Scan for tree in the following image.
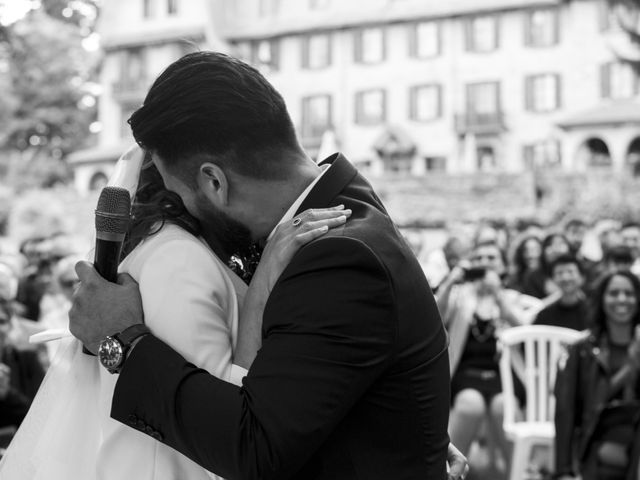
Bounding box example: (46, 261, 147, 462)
(0, 0, 99, 188)
(606, 0, 640, 68)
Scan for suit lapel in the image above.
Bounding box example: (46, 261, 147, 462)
(296, 153, 358, 215)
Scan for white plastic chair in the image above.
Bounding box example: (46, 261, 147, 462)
(497, 325, 585, 480)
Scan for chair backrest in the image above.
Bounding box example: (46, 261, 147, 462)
(498, 325, 585, 432)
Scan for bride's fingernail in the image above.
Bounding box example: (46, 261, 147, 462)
(344, 209, 352, 216)
(338, 215, 347, 222)
(333, 204, 345, 209)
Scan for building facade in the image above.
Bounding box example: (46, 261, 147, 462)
(69, 0, 640, 192)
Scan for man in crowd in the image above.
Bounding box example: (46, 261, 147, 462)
(534, 254, 588, 331)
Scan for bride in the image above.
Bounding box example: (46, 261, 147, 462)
(0, 146, 350, 480)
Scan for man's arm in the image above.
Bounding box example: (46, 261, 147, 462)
(111, 236, 397, 480)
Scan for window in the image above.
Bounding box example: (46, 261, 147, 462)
(525, 74, 561, 112)
(409, 21, 440, 58)
(309, 0, 330, 9)
(167, 0, 177, 15)
(354, 27, 385, 64)
(259, 0, 280, 17)
(523, 140, 561, 169)
(525, 8, 558, 47)
(355, 89, 386, 125)
(465, 15, 499, 52)
(143, 0, 153, 18)
(467, 82, 500, 116)
(302, 33, 331, 69)
(425, 156, 447, 171)
(121, 49, 146, 84)
(301, 95, 332, 139)
(251, 39, 280, 72)
(601, 62, 637, 99)
(409, 85, 442, 121)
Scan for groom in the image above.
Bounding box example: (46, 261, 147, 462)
(70, 52, 460, 480)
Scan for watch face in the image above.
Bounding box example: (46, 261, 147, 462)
(98, 336, 124, 371)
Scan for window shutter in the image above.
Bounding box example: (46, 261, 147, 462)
(555, 74, 562, 109)
(465, 19, 473, 51)
(302, 36, 309, 69)
(525, 76, 533, 111)
(326, 33, 333, 68)
(601, 63, 611, 98)
(494, 15, 500, 50)
(553, 8, 560, 45)
(436, 21, 442, 56)
(271, 39, 280, 71)
(409, 86, 416, 120)
(409, 24, 417, 58)
(436, 84, 443, 118)
(598, 0, 610, 31)
(524, 11, 532, 46)
(354, 30, 363, 63)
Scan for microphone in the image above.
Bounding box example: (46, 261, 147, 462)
(94, 186, 131, 282)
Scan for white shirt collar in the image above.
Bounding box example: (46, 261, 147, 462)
(267, 164, 331, 242)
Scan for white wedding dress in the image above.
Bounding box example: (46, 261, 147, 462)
(0, 223, 247, 480)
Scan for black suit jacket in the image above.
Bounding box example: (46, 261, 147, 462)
(112, 154, 450, 480)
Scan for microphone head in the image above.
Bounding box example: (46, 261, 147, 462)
(95, 186, 131, 235)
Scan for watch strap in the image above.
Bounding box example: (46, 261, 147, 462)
(115, 324, 151, 348)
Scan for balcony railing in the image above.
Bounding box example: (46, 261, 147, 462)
(454, 112, 506, 134)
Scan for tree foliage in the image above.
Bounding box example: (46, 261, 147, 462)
(0, 0, 99, 187)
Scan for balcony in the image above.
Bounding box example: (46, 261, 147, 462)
(454, 112, 506, 135)
(111, 77, 149, 104)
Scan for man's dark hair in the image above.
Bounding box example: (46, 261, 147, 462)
(604, 245, 634, 264)
(129, 51, 300, 186)
(622, 222, 640, 231)
(549, 253, 583, 276)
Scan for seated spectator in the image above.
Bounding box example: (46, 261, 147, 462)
(0, 299, 45, 431)
(564, 218, 588, 257)
(506, 234, 542, 293)
(421, 232, 472, 292)
(522, 232, 570, 301)
(534, 254, 589, 331)
(586, 246, 635, 298)
(555, 271, 640, 480)
(621, 222, 640, 277)
(437, 241, 541, 472)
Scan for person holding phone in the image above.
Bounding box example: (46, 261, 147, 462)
(436, 240, 542, 472)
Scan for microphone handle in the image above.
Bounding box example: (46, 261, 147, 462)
(94, 239, 123, 283)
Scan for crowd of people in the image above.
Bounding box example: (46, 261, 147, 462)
(0, 232, 84, 450)
(416, 217, 640, 480)
(0, 215, 638, 479)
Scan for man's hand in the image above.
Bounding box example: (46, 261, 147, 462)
(0, 363, 11, 400)
(69, 261, 144, 354)
(447, 442, 469, 480)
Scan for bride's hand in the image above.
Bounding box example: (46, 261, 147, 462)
(254, 205, 352, 292)
(234, 205, 351, 370)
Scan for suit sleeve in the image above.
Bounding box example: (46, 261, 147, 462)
(111, 236, 396, 480)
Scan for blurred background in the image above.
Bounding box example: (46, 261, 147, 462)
(0, 0, 640, 478)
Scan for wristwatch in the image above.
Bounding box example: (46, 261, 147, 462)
(98, 324, 151, 374)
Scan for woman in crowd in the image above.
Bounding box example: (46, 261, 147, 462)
(522, 232, 570, 301)
(555, 271, 640, 480)
(437, 240, 541, 472)
(506, 234, 542, 293)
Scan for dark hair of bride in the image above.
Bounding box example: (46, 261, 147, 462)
(121, 153, 201, 259)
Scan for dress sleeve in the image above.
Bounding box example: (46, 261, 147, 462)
(136, 238, 237, 383)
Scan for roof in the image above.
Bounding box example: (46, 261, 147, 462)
(101, 25, 206, 51)
(556, 100, 640, 129)
(222, 0, 561, 40)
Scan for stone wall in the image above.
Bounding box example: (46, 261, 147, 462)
(368, 170, 640, 227)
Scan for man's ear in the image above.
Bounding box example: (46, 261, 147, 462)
(197, 162, 228, 206)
